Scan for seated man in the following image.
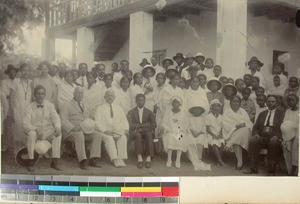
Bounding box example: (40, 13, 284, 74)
(244, 95, 285, 175)
(127, 94, 157, 169)
(23, 85, 62, 172)
(95, 89, 128, 168)
(60, 86, 102, 170)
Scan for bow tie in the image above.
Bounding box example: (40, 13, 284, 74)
(37, 104, 44, 108)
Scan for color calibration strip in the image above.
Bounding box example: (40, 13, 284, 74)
(0, 175, 179, 203)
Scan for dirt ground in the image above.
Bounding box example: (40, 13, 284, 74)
(1, 146, 289, 177)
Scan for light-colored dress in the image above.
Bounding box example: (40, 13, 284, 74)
(156, 84, 184, 118)
(162, 110, 188, 152)
(57, 80, 75, 111)
(129, 84, 144, 108)
(185, 88, 209, 114)
(241, 98, 256, 121)
(83, 82, 103, 119)
(222, 107, 253, 150)
(11, 78, 32, 152)
(205, 113, 225, 147)
(153, 84, 166, 138)
(188, 114, 208, 147)
(116, 88, 132, 114)
(143, 77, 156, 111)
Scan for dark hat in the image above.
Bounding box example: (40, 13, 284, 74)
(173, 53, 184, 61)
(15, 147, 39, 168)
(207, 78, 222, 91)
(189, 106, 205, 117)
(142, 65, 156, 77)
(222, 84, 238, 97)
(4, 64, 19, 75)
(162, 57, 174, 66)
(139, 58, 150, 67)
(186, 66, 198, 72)
(248, 56, 264, 67)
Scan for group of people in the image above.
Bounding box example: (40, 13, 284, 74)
(1, 53, 299, 176)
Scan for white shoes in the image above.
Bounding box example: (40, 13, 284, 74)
(166, 160, 172, 167)
(113, 159, 126, 168)
(175, 162, 181, 169)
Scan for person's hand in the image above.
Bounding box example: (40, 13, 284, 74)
(236, 123, 245, 129)
(72, 125, 81, 132)
(271, 136, 279, 142)
(36, 128, 43, 137)
(54, 127, 61, 137)
(104, 131, 114, 136)
(124, 130, 129, 136)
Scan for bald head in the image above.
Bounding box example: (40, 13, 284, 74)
(104, 89, 115, 104)
(73, 86, 84, 102)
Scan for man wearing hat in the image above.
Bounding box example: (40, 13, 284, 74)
(23, 85, 62, 172)
(60, 86, 102, 170)
(244, 95, 285, 175)
(173, 53, 184, 71)
(194, 53, 206, 71)
(245, 56, 265, 88)
(139, 58, 150, 69)
(150, 56, 164, 76)
(95, 89, 129, 168)
(180, 53, 195, 79)
(127, 94, 157, 169)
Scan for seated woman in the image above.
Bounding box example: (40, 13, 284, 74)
(222, 95, 253, 170)
(163, 96, 188, 168)
(280, 94, 299, 176)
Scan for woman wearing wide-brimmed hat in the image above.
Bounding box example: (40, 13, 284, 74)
(245, 56, 265, 88)
(161, 57, 174, 71)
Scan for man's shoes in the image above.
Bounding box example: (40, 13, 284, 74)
(51, 158, 62, 171)
(137, 161, 143, 169)
(145, 161, 151, 169)
(89, 157, 102, 168)
(113, 159, 121, 168)
(243, 169, 258, 174)
(79, 159, 90, 170)
(119, 159, 126, 167)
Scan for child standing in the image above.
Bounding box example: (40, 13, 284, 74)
(206, 99, 226, 166)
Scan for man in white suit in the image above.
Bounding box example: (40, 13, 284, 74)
(23, 85, 62, 172)
(60, 86, 102, 170)
(95, 89, 128, 167)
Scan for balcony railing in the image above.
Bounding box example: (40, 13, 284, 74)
(47, 0, 140, 28)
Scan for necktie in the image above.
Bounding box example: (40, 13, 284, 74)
(110, 104, 114, 118)
(37, 104, 43, 108)
(266, 110, 272, 126)
(78, 102, 84, 113)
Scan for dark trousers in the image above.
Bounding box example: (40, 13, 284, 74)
(134, 131, 154, 157)
(248, 136, 282, 173)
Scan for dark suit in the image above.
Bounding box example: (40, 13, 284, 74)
(127, 107, 157, 157)
(249, 108, 285, 173)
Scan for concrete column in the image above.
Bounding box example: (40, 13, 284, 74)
(129, 11, 153, 73)
(216, 0, 247, 80)
(42, 37, 55, 61)
(76, 27, 94, 69)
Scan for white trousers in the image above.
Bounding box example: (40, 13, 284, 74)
(27, 130, 61, 159)
(100, 133, 128, 160)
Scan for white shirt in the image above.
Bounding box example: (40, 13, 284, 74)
(264, 109, 275, 126)
(76, 76, 87, 87)
(138, 107, 144, 124)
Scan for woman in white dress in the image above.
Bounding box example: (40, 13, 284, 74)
(222, 95, 253, 170)
(10, 63, 32, 153)
(32, 61, 56, 104)
(142, 65, 157, 111)
(116, 77, 132, 114)
(156, 74, 184, 119)
(57, 70, 76, 112)
(83, 71, 103, 119)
